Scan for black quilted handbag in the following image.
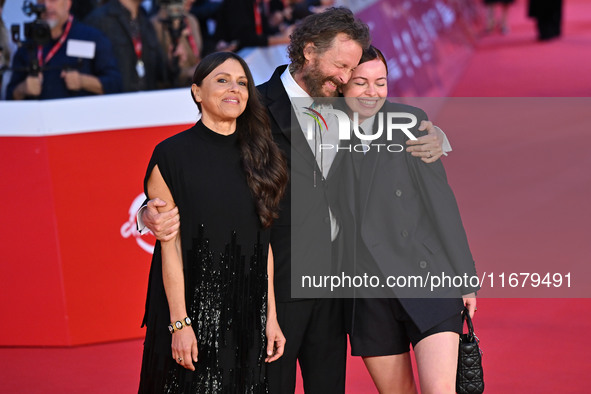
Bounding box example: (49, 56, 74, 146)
(456, 307, 484, 394)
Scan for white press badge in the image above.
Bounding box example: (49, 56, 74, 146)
(66, 39, 96, 59)
(136, 60, 145, 78)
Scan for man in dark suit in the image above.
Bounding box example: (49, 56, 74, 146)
(85, 0, 168, 92)
(254, 8, 370, 392)
(138, 7, 448, 393)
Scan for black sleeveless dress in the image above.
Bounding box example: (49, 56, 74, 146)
(138, 121, 269, 393)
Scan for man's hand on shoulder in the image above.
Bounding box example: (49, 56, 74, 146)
(406, 120, 445, 163)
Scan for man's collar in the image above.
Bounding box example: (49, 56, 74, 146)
(360, 116, 375, 133)
(280, 66, 313, 107)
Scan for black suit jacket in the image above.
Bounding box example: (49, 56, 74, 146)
(85, 0, 166, 92)
(257, 66, 352, 302)
(215, 0, 284, 50)
(348, 101, 478, 332)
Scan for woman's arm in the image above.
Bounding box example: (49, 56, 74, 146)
(265, 244, 285, 362)
(462, 293, 477, 318)
(147, 164, 198, 370)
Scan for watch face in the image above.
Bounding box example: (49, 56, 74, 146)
(184, 317, 192, 325)
(175, 321, 183, 329)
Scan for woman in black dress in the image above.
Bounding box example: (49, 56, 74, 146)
(138, 52, 288, 393)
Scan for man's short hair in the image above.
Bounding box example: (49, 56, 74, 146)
(288, 7, 371, 73)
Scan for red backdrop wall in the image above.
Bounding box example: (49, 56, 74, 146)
(0, 91, 196, 346)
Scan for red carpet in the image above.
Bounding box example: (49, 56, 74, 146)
(1, 300, 590, 393)
(2, 0, 590, 392)
(452, 0, 591, 97)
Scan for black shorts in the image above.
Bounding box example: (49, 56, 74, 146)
(350, 298, 462, 357)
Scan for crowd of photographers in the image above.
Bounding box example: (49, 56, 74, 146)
(0, 0, 333, 100)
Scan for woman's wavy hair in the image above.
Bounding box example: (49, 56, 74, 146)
(288, 7, 371, 73)
(191, 52, 288, 228)
(359, 45, 388, 74)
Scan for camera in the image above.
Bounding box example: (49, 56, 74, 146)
(15, 1, 52, 46)
(10, 1, 52, 74)
(157, 0, 187, 76)
(158, 0, 184, 19)
(159, 0, 185, 20)
(158, 0, 186, 42)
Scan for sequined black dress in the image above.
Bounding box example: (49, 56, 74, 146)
(138, 121, 269, 393)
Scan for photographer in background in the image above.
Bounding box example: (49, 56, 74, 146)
(0, 0, 12, 91)
(70, 0, 98, 21)
(151, 0, 202, 87)
(7, 0, 122, 100)
(85, 0, 168, 92)
(214, 0, 293, 53)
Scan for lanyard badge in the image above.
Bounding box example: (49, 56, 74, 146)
(132, 34, 145, 78)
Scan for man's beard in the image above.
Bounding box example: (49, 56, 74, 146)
(47, 19, 59, 30)
(301, 61, 341, 104)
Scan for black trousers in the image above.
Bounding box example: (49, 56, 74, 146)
(267, 298, 347, 394)
(529, 0, 562, 40)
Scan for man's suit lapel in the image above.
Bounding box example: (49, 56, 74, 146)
(264, 66, 318, 167)
(265, 68, 292, 140)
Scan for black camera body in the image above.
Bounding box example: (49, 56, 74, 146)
(159, 0, 185, 20)
(158, 0, 186, 51)
(19, 1, 52, 46)
(24, 19, 52, 46)
(10, 1, 52, 74)
(157, 0, 187, 85)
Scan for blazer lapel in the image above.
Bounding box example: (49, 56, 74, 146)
(349, 133, 364, 181)
(358, 118, 383, 219)
(327, 144, 349, 180)
(264, 66, 319, 168)
(265, 68, 292, 140)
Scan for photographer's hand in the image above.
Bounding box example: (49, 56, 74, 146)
(61, 70, 104, 94)
(61, 69, 82, 91)
(26, 74, 43, 96)
(12, 74, 43, 99)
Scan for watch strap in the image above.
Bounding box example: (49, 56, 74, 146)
(168, 316, 192, 334)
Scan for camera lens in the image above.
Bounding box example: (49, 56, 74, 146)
(24, 20, 51, 46)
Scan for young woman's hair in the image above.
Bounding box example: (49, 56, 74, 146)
(359, 45, 388, 74)
(191, 52, 288, 228)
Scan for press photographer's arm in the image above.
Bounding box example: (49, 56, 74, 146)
(60, 68, 103, 93)
(11, 69, 104, 99)
(11, 73, 43, 99)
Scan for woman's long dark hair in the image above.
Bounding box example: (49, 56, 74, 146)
(191, 52, 288, 228)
